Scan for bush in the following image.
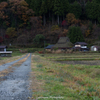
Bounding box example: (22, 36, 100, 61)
(68, 26, 84, 43)
(33, 34, 45, 48)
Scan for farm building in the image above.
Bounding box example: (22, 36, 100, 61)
(45, 45, 54, 49)
(0, 46, 7, 51)
(73, 42, 89, 51)
(0, 46, 12, 57)
(45, 45, 54, 52)
(52, 37, 73, 50)
(91, 46, 100, 51)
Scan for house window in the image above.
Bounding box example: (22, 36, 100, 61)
(75, 45, 81, 47)
(81, 46, 87, 48)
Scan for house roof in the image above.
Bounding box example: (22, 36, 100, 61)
(0, 46, 7, 49)
(45, 45, 54, 49)
(53, 37, 73, 49)
(58, 37, 70, 43)
(75, 42, 87, 45)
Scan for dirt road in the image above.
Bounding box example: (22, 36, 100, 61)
(0, 53, 32, 100)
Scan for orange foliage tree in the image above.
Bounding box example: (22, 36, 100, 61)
(9, 0, 34, 27)
(66, 13, 76, 25)
(0, 2, 8, 19)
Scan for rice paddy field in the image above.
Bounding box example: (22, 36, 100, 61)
(31, 52, 100, 100)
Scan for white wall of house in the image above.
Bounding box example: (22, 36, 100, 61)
(4, 48, 6, 52)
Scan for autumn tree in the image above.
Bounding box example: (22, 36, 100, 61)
(29, 16, 42, 40)
(66, 13, 76, 25)
(8, 0, 34, 28)
(6, 27, 17, 38)
(0, 36, 3, 43)
(0, 2, 9, 28)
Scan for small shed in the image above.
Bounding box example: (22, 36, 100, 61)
(45, 45, 54, 49)
(0, 46, 7, 52)
(91, 46, 100, 51)
(53, 37, 73, 50)
(0, 45, 12, 57)
(45, 45, 54, 52)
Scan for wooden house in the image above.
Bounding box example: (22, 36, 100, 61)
(73, 42, 89, 51)
(52, 37, 73, 53)
(53, 37, 73, 50)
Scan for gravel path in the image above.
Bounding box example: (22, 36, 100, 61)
(0, 54, 28, 71)
(0, 53, 32, 100)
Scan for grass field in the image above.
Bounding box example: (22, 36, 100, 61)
(31, 52, 100, 100)
(42, 52, 100, 61)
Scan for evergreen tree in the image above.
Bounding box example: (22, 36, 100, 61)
(53, 0, 64, 24)
(62, 0, 69, 18)
(68, 0, 75, 3)
(68, 1, 82, 19)
(68, 26, 84, 43)
(39, 0, 48, 26)
(85, 0, 100, 23)
(32, 0, 42, 16)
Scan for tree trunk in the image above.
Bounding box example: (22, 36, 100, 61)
(63, 15, 65, 21)
(52, 14, 54, 25)
(49, 11, 51, 29)
(43, 14, 46, 26)
(57, 15, 59, 25)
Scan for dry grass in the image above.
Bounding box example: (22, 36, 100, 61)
(30, 57, 45, 100)
(0, 66, 13, 77)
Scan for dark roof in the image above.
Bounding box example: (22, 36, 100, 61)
(0, 46, 7, 49)
(75, 42, 87, 45)
(45, 45, 54, 49)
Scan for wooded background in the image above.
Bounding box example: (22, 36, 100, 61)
(0, 0, 100, 47)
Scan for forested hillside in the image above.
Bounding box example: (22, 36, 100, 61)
(0, 0, 100, 47)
